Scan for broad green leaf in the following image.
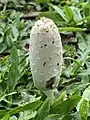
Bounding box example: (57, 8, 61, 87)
(1, 100, 42, 120)
(79, 99, 89, 120)
(10, 45, 19, 66)
(51, 5, 68, 22)
(82, 86, 90, 101)
(64, 6, 73, 21)
(77, 86, 90, 117)
(34, 98, 50, 120)
(8, 45, 20, 91)
(76, 32, 88, 52)
(50, 95, 81, 116)
(52, 91, 66, 108)
(8, 100, 42, 115)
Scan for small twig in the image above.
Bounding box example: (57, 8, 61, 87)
(21, 12, 40, 20)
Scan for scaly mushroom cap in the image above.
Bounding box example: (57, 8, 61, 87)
(29, 17, 63, 91)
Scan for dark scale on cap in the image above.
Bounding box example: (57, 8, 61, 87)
(50, 25, 53, 28)
(52, 27, 55, 31)
(44, 44, 47, 47)
(50, 57, 52, 59)
(46, 30, 49, 32)
(52, 41, 55, 44)
(57, 63, 59, 66)
(43, 62, 46, 66)
(41, 46, 43, 48)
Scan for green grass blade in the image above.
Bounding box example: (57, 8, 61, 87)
(59, 27, 86, 32)
(34, 98, 50, 120)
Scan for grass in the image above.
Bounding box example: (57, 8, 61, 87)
(0, 0, 90, 120)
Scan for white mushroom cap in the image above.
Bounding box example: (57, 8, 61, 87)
(29, 17, 63, 90)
